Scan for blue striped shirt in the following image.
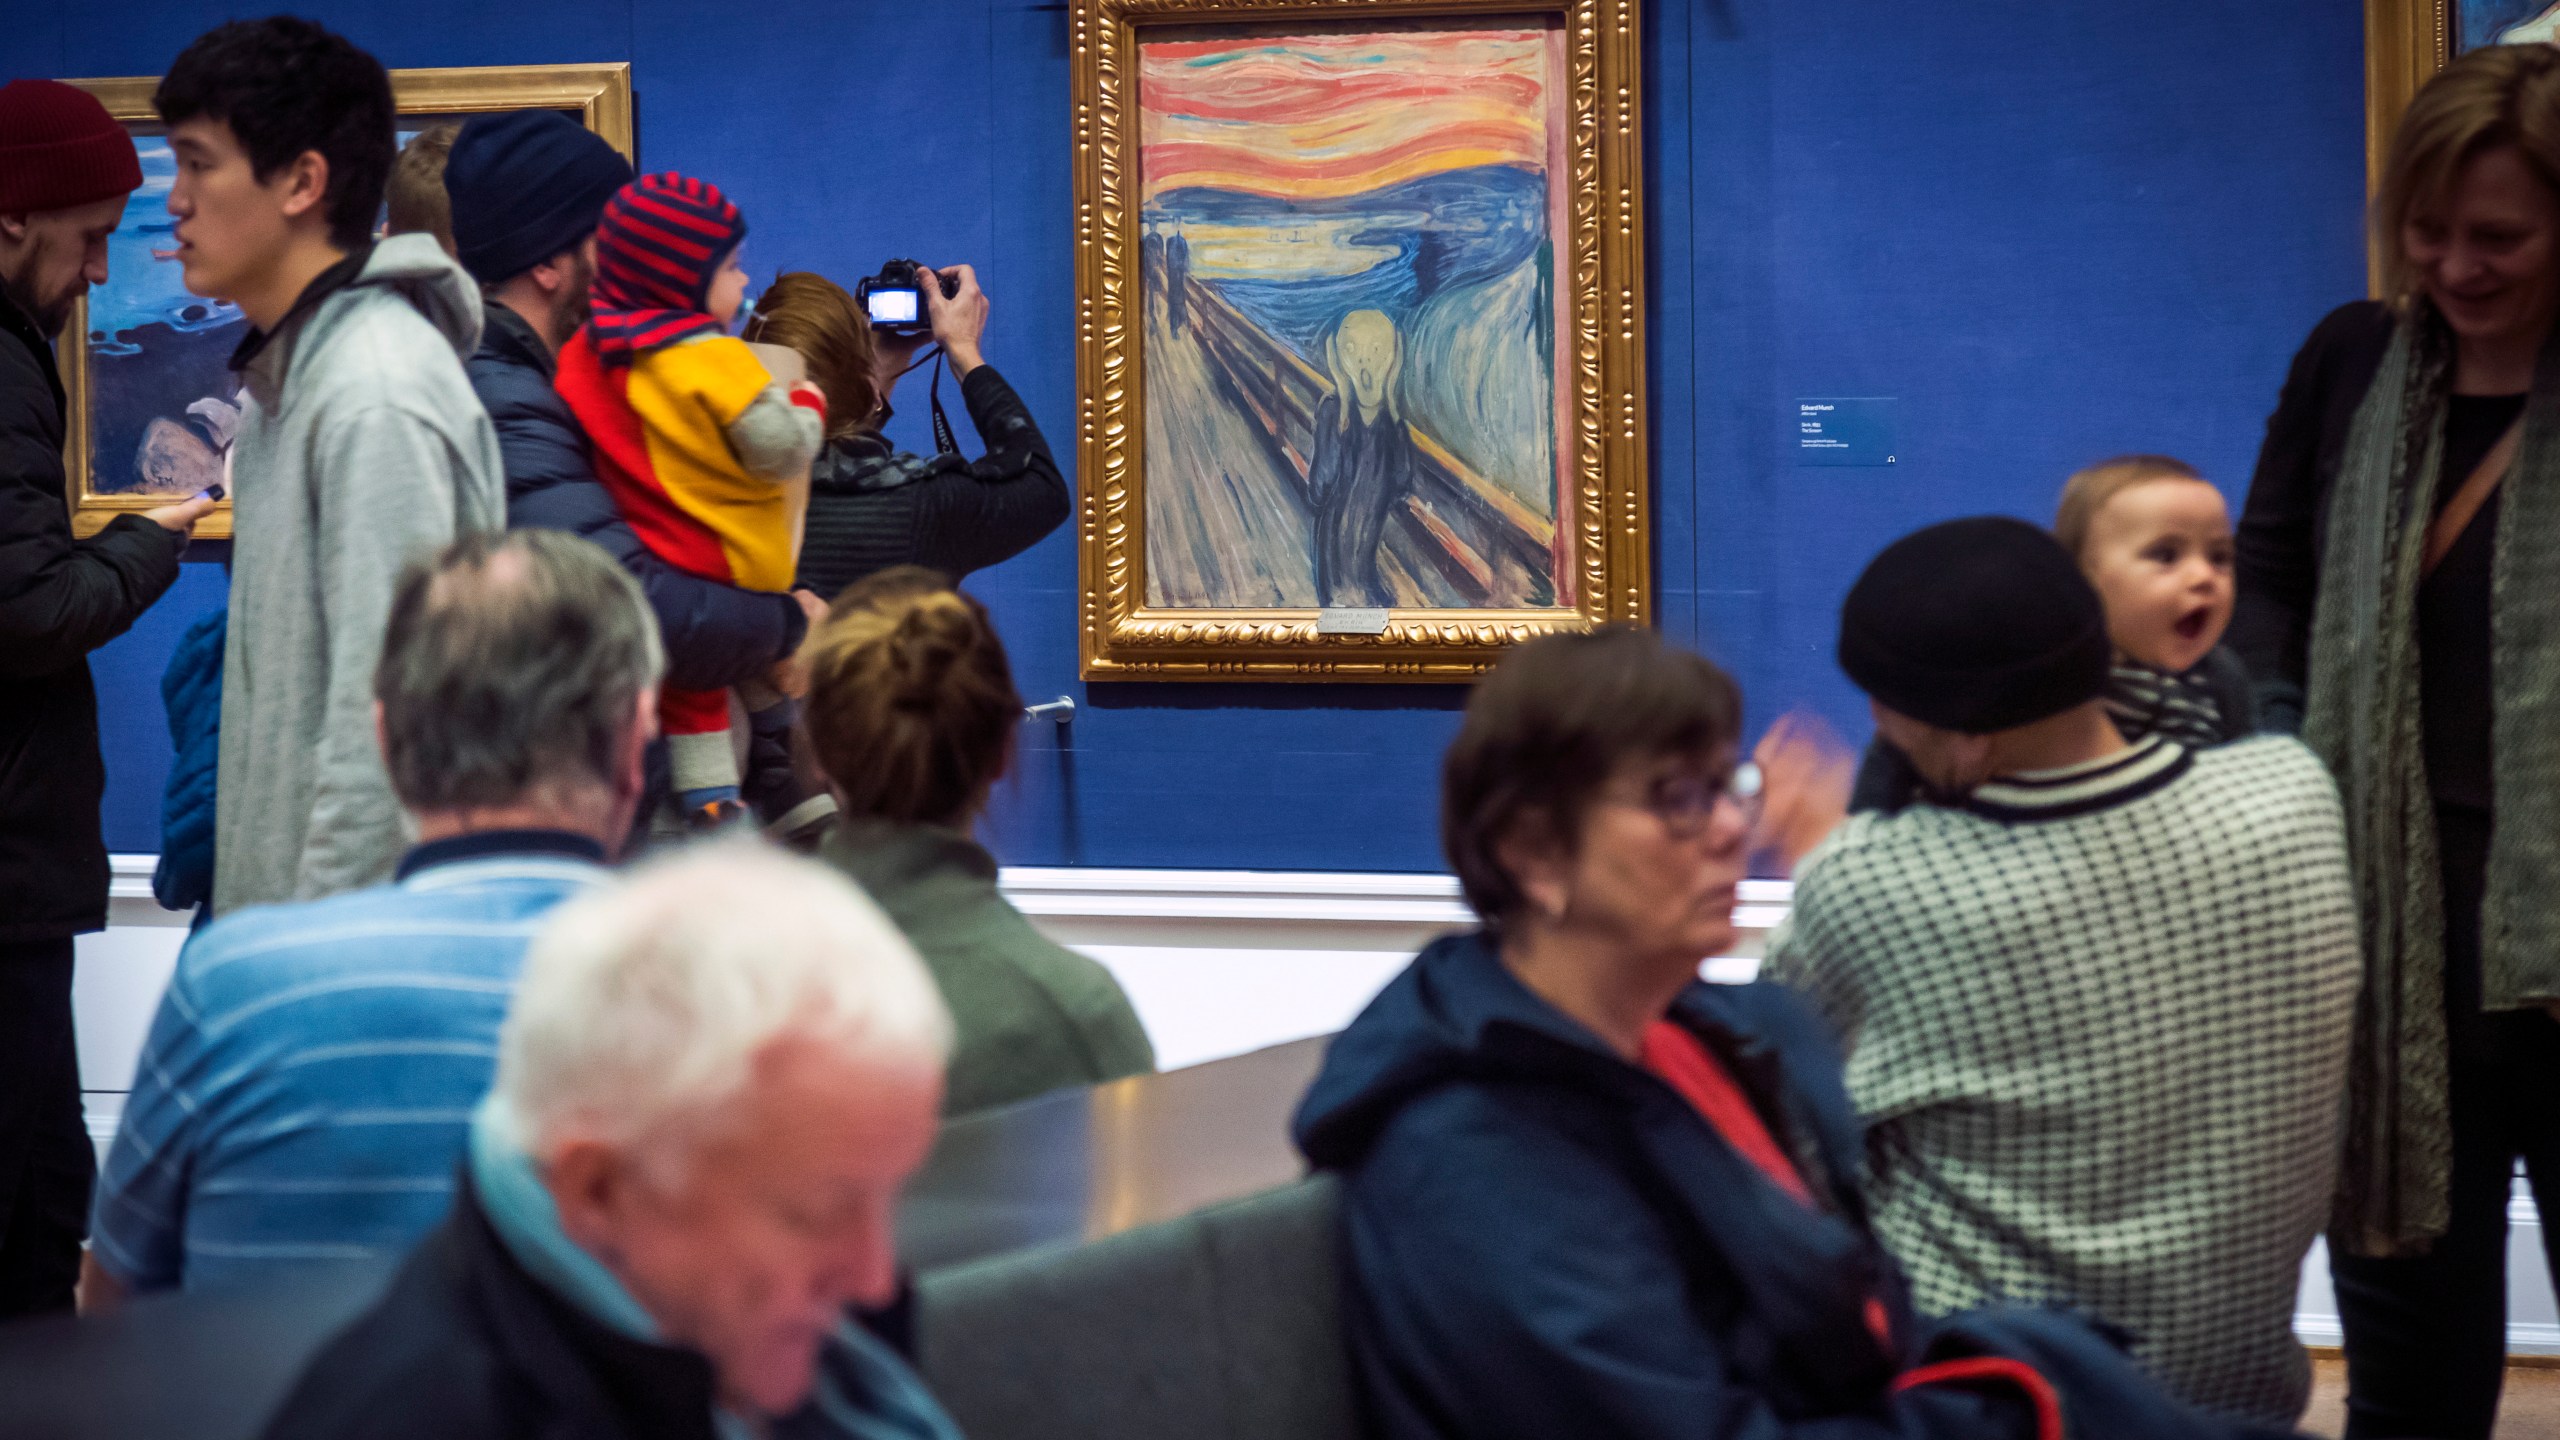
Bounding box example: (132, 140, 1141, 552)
(90, 835, 610, 1294)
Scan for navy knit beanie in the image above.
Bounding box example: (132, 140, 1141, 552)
(445, 110, 632, 285)
(1837, 516, 2111, 734)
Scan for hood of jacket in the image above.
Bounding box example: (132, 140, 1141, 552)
(349, 232, 485, 360)
(1294, 930, 1863, 1192)
(242, 234, 484, 392)
(1295, 932, 1928, 1408)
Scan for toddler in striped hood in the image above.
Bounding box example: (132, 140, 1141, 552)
(555, 172, 828, 828)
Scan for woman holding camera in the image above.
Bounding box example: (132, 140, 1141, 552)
(747, 266, 1069, 601)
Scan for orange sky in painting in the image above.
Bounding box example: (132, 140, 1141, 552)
(1139, 32, 1550, 202)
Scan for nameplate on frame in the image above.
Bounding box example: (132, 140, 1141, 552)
(1317, 608, 1392, 635)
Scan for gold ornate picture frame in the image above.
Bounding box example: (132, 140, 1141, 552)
(1071, 0, 1645, 682)
(61, 63, 634, 539)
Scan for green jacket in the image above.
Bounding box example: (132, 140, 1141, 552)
(821, 819, 1154, 1114)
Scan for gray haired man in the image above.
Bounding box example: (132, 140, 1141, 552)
(262, 844, 962, 1440)
(84, 530, 660, 1306)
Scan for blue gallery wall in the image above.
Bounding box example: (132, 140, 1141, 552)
(2, 0, 2367, 872)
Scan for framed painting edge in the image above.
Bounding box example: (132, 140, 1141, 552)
(1070, 0, 1648, 683)
(60, 63, 635, 539)
(2366, 0, 2451, 296)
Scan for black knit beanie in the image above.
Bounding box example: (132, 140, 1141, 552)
(1837, 516, 2110, 734)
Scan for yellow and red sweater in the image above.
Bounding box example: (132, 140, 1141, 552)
(555, 329, 823, 594)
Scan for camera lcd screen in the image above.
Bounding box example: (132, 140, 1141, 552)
(867, 287, 920, 324)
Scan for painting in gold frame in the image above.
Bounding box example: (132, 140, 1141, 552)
(1071, 0, 1645, 682)
(60, 63, 633, 539)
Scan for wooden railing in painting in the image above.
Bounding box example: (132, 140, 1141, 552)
(1177, 278, 1560, 608)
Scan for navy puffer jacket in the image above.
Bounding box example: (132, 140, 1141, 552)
(468, 304, 805, 692)
(1293, 932, 2296, 1440)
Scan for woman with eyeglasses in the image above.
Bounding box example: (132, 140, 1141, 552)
(1291, 625, 2283, 1440)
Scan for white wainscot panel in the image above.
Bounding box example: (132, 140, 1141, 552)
(82, 859, 2554, 1352)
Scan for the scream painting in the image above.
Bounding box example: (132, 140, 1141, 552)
(1136, 26, 1572, 612)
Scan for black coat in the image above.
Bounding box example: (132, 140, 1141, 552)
(263, 1173, 922, 1440)
(794, 365, 1069, 601)
(469, 305, 806, 694)
(0, 292, 183, 941)
(260, 1174, 726, 1440)
(2228, 300, 2397, 735)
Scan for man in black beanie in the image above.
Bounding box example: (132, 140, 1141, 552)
(444, 111, 822, 776)
(1764, 516, 2360, 1429)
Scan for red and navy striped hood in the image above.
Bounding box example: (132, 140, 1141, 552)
(586, 171, 745, 366)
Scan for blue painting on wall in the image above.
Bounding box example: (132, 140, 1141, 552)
(76, 126, 424, 508)
(84, 132, 246, 498)
(2461, 0, 2560, 50)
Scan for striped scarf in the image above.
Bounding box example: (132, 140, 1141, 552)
(2304, 304, 2560, 1257)
(2102, 659, 2225, 749)
(587, 172, 744, 366)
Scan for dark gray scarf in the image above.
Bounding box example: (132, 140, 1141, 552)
(2305, 305, 2560, 1257)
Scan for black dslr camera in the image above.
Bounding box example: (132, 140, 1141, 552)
(854, 259, 960, 336)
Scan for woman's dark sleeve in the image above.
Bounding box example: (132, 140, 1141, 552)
(2228, 302, 2390, 734)
(910, 364, 1073, 579)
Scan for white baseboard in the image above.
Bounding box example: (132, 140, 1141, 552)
(79, 857, 2557, 1353)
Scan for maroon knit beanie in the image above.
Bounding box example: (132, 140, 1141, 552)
(0, 80, 143, 215)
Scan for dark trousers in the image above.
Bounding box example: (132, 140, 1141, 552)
(2334, 807, 2560, 1439)
(0, 938, 91, 1319)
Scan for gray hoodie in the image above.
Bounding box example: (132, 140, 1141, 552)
(213, 234, 504, 914)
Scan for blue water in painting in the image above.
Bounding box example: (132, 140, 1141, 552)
(2462, 0, 2560, 49)
(1144, 162, 1558, 518)
(1146, 164, 1547, 362)
(91, 137, 243, 355)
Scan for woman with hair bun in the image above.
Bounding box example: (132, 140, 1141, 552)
(801, 566, 1151, 1113)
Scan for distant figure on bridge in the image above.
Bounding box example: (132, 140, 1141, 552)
(1311, 309, 1418, 608)
(1164, 218, 1191, 335)
(1140, 219, 1166, 327)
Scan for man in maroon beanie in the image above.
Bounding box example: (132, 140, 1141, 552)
(0, 77, 212, 1318)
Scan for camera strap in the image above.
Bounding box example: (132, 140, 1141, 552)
(927, 349, 960, 458)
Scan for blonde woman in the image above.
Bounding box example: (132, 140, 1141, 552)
(2230, 42, 2560, 1439)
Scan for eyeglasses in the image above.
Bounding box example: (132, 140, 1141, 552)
(1630, 762, 1763, 839)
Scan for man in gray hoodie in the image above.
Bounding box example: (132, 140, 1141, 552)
(156, 19, 504, 913)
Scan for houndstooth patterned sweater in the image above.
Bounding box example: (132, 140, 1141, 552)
(1764, 735, 2360, 1427)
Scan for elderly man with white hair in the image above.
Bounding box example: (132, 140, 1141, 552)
(261, 843, 964, 1440)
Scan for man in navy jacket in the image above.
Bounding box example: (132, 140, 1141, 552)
(443, 112, 818, 705)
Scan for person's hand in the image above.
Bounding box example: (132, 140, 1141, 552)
(1750, 711, 1854, 876)
(143, 494, 218, 535)
(766, 590, 831, 700)
(919, 262, 988, 375)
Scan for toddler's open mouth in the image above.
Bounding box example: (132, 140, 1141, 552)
(2172, 607, 2212, 642)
